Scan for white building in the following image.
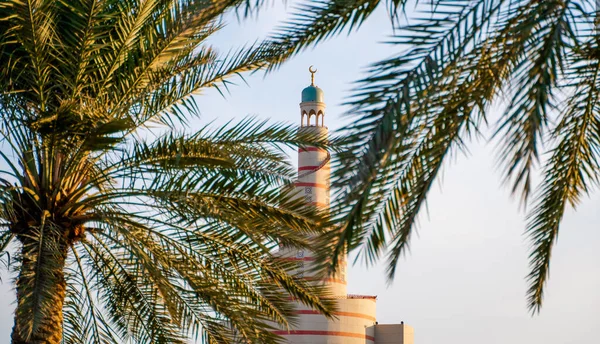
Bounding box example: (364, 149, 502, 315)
(273, 69, 414, 344)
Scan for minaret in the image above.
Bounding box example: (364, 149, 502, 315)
(293, 66, 347, 297)
(273, 67, 413, 344)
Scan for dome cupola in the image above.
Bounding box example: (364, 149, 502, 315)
(301, 85, 324, 102)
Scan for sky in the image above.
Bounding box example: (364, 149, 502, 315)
(1, 2, 599, 343)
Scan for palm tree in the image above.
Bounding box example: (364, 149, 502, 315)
(0, 0, 335, 343)
(266, 0, 599, 313)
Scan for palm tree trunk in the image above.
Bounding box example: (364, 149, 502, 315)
(11, 232, 68, 344)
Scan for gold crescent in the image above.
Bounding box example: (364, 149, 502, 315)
(309, 65, 317, 73)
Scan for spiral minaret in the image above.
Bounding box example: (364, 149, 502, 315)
(271, 67, 415, 344)
(273, 68, 381, 343)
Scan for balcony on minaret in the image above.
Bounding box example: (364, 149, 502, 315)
(301, 108, 325, 127)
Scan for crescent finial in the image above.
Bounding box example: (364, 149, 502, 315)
(309, 65, 317, 85)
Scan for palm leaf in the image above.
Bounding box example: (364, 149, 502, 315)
(526, 40, 600, 313)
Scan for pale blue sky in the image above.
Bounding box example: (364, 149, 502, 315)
(1, 2, 599, 343)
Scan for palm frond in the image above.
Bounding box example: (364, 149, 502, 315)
(0, 0, 57, 110)
(494, 0, 576, 204)
(264, 0, 407, 68)
(79, 235, 186, 344)
(62, 248, 120, 344)
(526, 40, 600, 313)
(327, 0, 512, 274)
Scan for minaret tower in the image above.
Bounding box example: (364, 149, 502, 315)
(293, 66, 347, 297)
(273, 68, 382, 344)
(226, 68, 414, 344)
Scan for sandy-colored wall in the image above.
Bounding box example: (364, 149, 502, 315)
(374, 323, 414, 344)
(274, 298, 377, 344)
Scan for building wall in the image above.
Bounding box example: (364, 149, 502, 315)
(274, 298, 377, 344)
(374, 324, 415, 344)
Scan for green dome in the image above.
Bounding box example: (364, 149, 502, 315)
(301, 85, 324, 102)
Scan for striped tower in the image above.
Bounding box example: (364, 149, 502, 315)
(274, 67, 378, 344)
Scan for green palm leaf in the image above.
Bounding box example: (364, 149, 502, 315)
(526, 40, 600, 313)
